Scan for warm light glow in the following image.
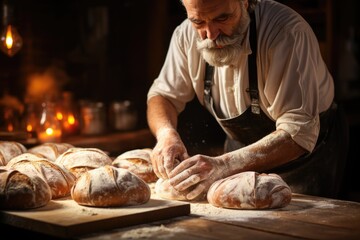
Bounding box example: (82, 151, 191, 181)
(45, 127, 54, 135)
(56, 112, 63, 121)
(26, 124, 33, 132)
(7, 123, 13, 132)
(61, 112, 79, 135)
(67, 114, 75, 125)
(38, 128, 62, 143)
(5, 25, 13, 49)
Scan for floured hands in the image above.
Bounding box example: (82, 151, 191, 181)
(168, 155, 232, 200)
(151, 128, 189, 179)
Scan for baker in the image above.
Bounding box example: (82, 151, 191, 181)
(146, 0, 348, 200)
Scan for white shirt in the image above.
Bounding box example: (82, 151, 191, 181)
(147, 0, 334, 152)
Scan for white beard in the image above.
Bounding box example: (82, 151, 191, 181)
(196, 5, 251, 67)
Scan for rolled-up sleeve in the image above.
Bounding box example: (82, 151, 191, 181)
(147, 22, 197, 114)
(261, 24, 333, 152)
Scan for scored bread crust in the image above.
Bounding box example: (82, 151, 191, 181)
(112, 148, 158, 183)
(207, 171, 292, 209)
(7, 154, 76, 199)
(0, 168, 51, 210)
(28, 143, 74, 162)
(0, 141, 27, 166)
(71, 165, 151, 207)
(56, 148, 113, 179)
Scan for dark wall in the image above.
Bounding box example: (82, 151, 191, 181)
(0, 0, 179, 128)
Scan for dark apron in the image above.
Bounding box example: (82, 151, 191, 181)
(202, 11, 349, 198)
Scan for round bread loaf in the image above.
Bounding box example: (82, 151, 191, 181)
(0, 168, 51, 210)
(28, 143, 74, 162)
(56, 147, 113, 179)
(155, 178, 206, 201)
(155, 178, 188, 201)
(207, 171, 292, 209)
(0, 141, 27, 166)
(113, 148, 158, 183)
(7, 153, 76, 199)
(71, 165, 151, 207)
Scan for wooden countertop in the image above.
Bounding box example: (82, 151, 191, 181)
(80, 193, 360, 240)
(1, 191, 360, 239)
(80, 194, 360, 240)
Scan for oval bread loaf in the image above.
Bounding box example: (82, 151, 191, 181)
(0, 141, 27, 166)
(71, 165, 151, 207)
(155, 178, 188, 201)
(113, 148, 158, 183)
(28, 143, 74, 162)
(207, 171, 292, 209)
(0, 168, 51, 210)
(7, 153, 76, 199)
(56, 147, 113, 179)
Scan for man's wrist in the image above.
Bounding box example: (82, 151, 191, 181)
(156, 127, 178, 140)
(221, 150, 246, 176)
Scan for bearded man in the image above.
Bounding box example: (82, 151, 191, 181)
(146, 0, 348, 200)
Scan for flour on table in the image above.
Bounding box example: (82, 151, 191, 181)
(80, 207, 98, 216)
(120, 225, 184, 239)
(190, 202, 278, 222)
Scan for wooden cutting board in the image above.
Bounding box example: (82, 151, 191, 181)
(0, 197, 190, 238)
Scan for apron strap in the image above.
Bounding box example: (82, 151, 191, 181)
(246, 10, 260, 114)
(204, 62, 214, 107)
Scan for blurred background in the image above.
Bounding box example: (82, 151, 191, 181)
(0, 0, 359, 201)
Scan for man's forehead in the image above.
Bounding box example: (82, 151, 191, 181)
(183, 0, 237, 19)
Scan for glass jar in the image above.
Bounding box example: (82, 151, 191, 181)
(57, 92, 80, 136)
(37, 101, 62, 143)
(80, 101, 106, 135)
(109, 100, 137, 131)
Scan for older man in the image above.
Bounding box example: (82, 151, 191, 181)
(147, 0, 348, 199)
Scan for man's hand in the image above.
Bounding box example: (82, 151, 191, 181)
(151, 128, 189, 179)
(168, 155, 233, 200)
(164, 130, 307, 201)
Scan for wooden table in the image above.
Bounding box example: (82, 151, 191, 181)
(2, 193, 360, 240)
(79, 193, 360, 240)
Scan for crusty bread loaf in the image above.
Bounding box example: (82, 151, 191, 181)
(28, 142, 74, 162)
(113, 148, 158, 183)
(56, 147, 113, 179)
(0, 168, 51, 209)
(7, 153, 76, 199)
(155, 177, 207, 201)
(0, 141, 27, 166)
(207, 171, 292, 209)
(71, 165, 151, 207)
(155, 178, 189, 201)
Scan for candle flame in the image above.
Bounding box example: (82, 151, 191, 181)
(5, 26, 13, 49)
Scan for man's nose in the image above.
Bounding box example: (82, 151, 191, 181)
(202, 23, 220, 41)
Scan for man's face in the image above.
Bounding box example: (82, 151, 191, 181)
(183, 0, 250, 67)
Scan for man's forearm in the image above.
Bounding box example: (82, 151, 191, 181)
(147, 95, 179, 137)
(222, 129, 307, 175)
